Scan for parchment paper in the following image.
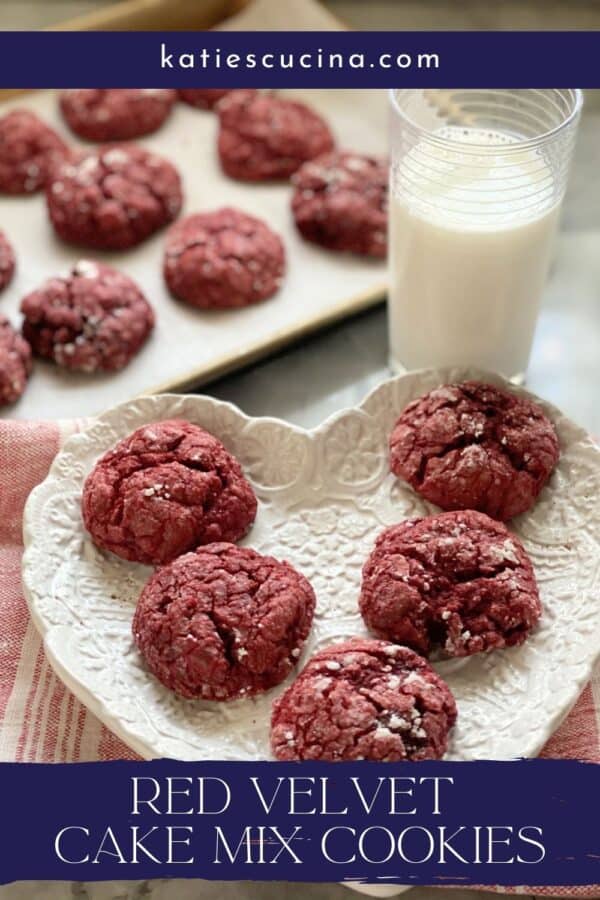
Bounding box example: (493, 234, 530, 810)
(0, 0, 387, 420)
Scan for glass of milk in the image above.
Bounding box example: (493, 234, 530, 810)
(388, 89, 582, 381)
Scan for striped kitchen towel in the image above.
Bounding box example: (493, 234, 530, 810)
(0, 418, 138, 763)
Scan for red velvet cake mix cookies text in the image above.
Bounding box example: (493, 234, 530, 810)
(21, 261, 154, 373)
(164, 208, 285, 309)
(46, 144, 183, 250)
(217, 90, 335, 181)
(0, 230, 15, 293)
(0, 316, 31, 407)
(0, 109, 68, 195)
(133, 543, 315, 701)
(360, 510, 541, 658)
(292, 151, 388, 257)
(82, 419, 257, 565)
(389, 381, 559, 521)
(271, 638, 456, 761)
(60, 89, 177, 142)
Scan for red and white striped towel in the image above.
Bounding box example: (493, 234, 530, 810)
(0, 417, 598, 896)
(0, 418, 137, 763)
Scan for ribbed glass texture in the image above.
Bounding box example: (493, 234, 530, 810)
(387, 89, 582, 380)
(390, 90, 581, 223)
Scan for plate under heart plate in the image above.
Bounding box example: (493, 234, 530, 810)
(22, 367, 600, 762)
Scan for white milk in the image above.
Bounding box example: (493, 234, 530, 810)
(389, 126, 561, 379)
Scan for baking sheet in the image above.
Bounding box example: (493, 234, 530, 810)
(0, 85, 387, 419)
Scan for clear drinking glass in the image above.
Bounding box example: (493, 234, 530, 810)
(388, 89, 582, 381)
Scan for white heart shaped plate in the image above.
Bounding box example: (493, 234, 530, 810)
(21, 368, 600, 763)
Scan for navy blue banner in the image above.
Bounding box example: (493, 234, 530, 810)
(1, 758, 598, 886)
(0, 31, 598, 88)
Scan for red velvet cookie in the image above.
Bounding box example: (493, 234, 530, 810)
(164, 208, 285, 309)
(0, 109, 68, 194)
(21, 260, 154, 373)
(133, 542, 316, 701)
(360, 510, 541, 659)
(178, 89, 230, 110)
(389, 381, 560, 521)
(217, 90, 335, 181)
(0, 316, 32, 406)
(60, 89, 177, 142)
(291, 151, 388, 257)
(0, 230, 15, 292)
(46, 144, 183, 250)
(271, 638, 456, 761)
(82, 419, 257, 565)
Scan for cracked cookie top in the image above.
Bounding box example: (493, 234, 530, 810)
(0, 109, 68, 194)
(360, 510, 541, 658)
(60, 89, 176, 142)
(271, 638, 456, 761)
(163, 208, 285, 309)
(21, 260, 154, 373)
(291, 150, 388, 258)
(389, 381, 560, 521)
(82, 420, 257, 565)
(217, 90, 335, 182)
(133, 542, 316, 700)
(46, 144, 183, 250)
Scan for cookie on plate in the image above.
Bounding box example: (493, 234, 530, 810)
(217, 90, 334, 181)
(133, 543, 316, 701)
(0, 109, 68, 194)
(82, 419, 257, 565)
(60, 89, 177, 142)
(0, 316, 31, 406)
(389, 381, 560, 521)
(291, 150, 388, 257)
(360, 510, 541, 658)
(271, 638, 457, 761)
(0, 230, 15, 293)
(163, 208, 285, 309)
(21, 260, 154, 373)
(46, 144, 183, 250)
(177, 89, 230, 110)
